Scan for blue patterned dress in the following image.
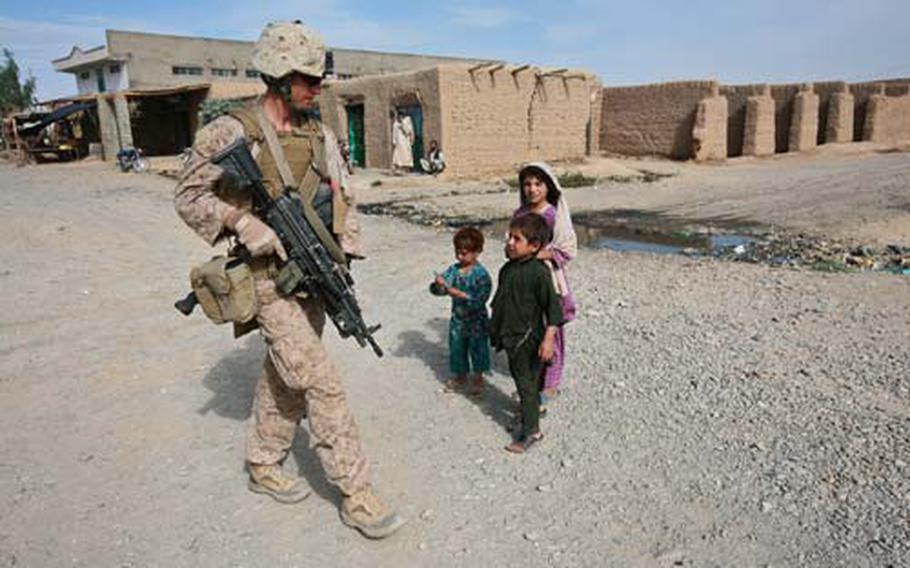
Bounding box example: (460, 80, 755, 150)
(440, 262, 492, 375)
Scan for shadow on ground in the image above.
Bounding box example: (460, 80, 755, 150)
(197, 337, 263, 421)
(195, 336, 340, 507)
(394, 317, 516, 432)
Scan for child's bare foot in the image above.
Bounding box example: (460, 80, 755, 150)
(443, 376, 467, 392)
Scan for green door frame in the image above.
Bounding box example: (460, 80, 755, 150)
(346, 104, 365, 167)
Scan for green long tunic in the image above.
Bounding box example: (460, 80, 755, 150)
(490, 256, 564, 438)
(490, 257, 565, 352)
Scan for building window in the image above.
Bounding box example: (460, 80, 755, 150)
(172, 66, 203, 76)
(245, 69, 260, 78)
(80, 71, 90, 80)
(211, 68, 238, 77)
(109, 64, 121, 74)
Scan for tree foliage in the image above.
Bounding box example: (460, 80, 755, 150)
(198, 98, 246, 125)
(0, 48, 37, 115)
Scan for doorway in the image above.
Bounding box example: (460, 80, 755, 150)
(129, 93, 196, 156)
(346, 104, 365, 167)
(395, 103, 423, 171)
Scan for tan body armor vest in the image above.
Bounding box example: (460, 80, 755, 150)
(228, 107, 348, 265)
(230, 108, 323, 198)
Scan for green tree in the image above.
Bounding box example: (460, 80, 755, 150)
(0, 48, 37, 115)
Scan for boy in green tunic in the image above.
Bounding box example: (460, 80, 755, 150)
(490, 214, 564, 453)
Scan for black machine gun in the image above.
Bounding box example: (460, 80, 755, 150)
(176, 137, 383, 357)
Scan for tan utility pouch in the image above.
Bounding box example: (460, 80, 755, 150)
(190, 256, 257, 324)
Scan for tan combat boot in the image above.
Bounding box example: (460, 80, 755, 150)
(340, 486, 406, 539)
(247, 463, 311, 504)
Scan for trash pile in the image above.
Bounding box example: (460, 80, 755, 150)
(715, 232, 910, 274)
(358, 201, 492, 229)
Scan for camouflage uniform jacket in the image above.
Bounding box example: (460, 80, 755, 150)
(174, 102, 363, 258)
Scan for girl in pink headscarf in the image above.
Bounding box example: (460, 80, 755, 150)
(512, 162, 578, 406)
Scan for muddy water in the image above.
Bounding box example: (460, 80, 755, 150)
(488, 210, 763, 256)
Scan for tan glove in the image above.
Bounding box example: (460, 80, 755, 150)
(231, 213, 287, 260)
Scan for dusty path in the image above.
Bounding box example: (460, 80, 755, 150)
(0, 159, 908, 567)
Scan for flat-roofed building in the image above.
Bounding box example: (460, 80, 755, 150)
(50, 29, 489, 159)
(52, 30, 488, 96)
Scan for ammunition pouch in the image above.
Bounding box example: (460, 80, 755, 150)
(190, 256, 258, 325)
(275, 260, 308, 297)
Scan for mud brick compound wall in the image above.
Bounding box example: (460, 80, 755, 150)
(600, 81, 718, 159)
(720, 84, 768, 157)
(863, 93, 910, 144)
(321, 63, 598, 177)
(851, 79, 910, 142)
(743, 89, 775, 156)
(320, 68, 443, 171)
(592, 76, 910, 161)
(436, 64, 599, 177)
(692, 93, 728, 160)
(812, 81, 848, 145)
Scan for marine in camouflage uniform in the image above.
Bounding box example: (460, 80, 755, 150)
(174, 20, 403, 539)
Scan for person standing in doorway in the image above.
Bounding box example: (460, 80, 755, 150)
(391, 110, 414, 174)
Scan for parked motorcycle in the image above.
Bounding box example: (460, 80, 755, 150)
(116, 147, 150, 173)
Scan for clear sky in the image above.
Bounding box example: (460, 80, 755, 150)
(1, 0, 908, 101)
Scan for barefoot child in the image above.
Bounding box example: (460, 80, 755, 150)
(490, 214, 564, 453)
(430, 227, 492, 396)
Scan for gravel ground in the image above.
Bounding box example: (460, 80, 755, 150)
(0, 157, 908, 567)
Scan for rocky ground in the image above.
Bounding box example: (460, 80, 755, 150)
(0, 150, 908, 567)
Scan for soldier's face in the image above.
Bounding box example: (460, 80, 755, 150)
(289, 74, 322, 110)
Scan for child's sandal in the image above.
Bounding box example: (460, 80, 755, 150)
(443, 378, 466, 392)
(505, 432, 543, 454)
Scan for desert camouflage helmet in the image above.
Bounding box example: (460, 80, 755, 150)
(251, 20, 326, 79)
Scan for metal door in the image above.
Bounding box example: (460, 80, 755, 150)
(346, 104, 365, 167)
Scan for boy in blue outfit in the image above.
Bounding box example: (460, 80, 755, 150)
(430, 227, 493, 396)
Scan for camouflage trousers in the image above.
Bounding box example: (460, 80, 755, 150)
(246, 278, 369, 496)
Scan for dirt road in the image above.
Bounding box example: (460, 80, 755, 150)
(355, 147, 910, 247)
(0, 154, 907, 567)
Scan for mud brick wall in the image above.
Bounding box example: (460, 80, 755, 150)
(850, 83, 884, 142)
(812, 81, 847, 146)
(692, 95, 728, 161)
(768, 85, 801, 153)
(437, 64, 597, 177)
(862, 94, 910, 144)
(320, 68, 443, 170)
(826, 90, 854, 143)
(789, 89, 819, 152)
(588, 87, 604, 155)
(743, 94, 775, 156)
(720, 84, 767, 157)
(848, 80, 910, 142)
(600, 81, 718, 159)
